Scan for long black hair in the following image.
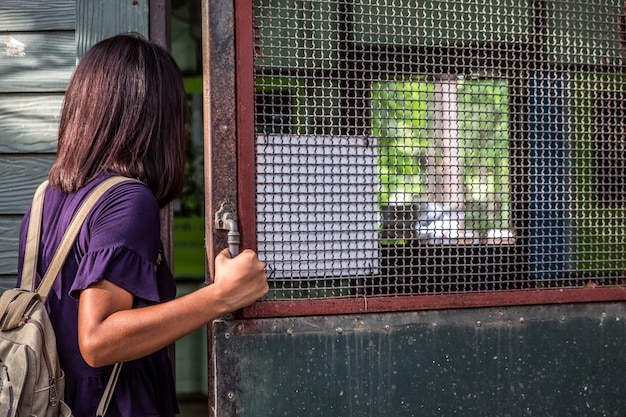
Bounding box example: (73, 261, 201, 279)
(49, 33, 188, 207)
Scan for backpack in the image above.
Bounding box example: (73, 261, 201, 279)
(0, 177, 131, 417)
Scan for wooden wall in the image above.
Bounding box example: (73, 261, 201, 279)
(0, 0, 149, 290)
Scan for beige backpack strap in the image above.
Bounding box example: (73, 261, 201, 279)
(96, 362, 123, 417)
(21, 180, 49, 292)
(36, 176, 136, 302)
(0, 289, 39, 331)
(24, 176, 137, 417)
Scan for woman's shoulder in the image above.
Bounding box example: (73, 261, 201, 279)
(84, 174, 160, 231)
(38, 173, 156, 230)
(88, 174, 157, 208)
(77, 174, 161, 255)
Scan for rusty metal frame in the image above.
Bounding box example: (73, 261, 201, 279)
(203, 0, 239, 283)
(243, 288, 626, 318)
(235, 0, 258, 252)
(202, 2, 239, 415)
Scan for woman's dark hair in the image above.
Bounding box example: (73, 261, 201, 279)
(48, 33, 187, 207)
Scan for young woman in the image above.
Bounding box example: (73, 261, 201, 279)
(17, 33, 268, 416)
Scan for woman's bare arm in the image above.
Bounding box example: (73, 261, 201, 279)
(77, 248, 268, 367)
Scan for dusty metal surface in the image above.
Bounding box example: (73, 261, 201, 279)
(203, 1, 237, 414)
(202, 0, 237, 282)
(212, 302, 626, 416)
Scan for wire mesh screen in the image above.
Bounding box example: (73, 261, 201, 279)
(251, 0, 626, 303)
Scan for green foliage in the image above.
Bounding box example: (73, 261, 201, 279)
(373, 81, 434, 204)
(373, 77, 511, 234)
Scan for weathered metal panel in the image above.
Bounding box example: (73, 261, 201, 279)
(0, 156, 54, 215)
(76, 0, 149, 57)
(202, 0, 238, 277)
(212, 303, 626, 416)
(0, 0, 75, 31)
(0, 217, 22, 276)
(0, 32, 75, 93)
(0, 94, 63, 153)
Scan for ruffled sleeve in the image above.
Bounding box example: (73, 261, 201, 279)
(72, 246, 161, 303)
(69, 180, 163, 304)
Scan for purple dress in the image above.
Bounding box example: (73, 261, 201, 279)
(17, 173, 179, 417)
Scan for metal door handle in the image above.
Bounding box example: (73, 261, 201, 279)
(214, 202, 240, 257)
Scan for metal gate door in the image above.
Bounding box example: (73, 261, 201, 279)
(202, 1, 626, 415)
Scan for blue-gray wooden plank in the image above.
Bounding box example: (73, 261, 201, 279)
(0, 32, 74, 93)
(0, 94, 62, 153)
(0, 0, 75, 32)
(0, 217, 22, 276)
(0, 155, 54, 215)
(0, 277, 17, 292)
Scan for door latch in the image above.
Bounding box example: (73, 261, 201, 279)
(214, 201, 240, 257)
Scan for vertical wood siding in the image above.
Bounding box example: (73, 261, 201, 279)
(76, 0, 149, 57)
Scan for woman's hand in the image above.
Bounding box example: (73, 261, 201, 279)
(212, 248, 269, 314)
